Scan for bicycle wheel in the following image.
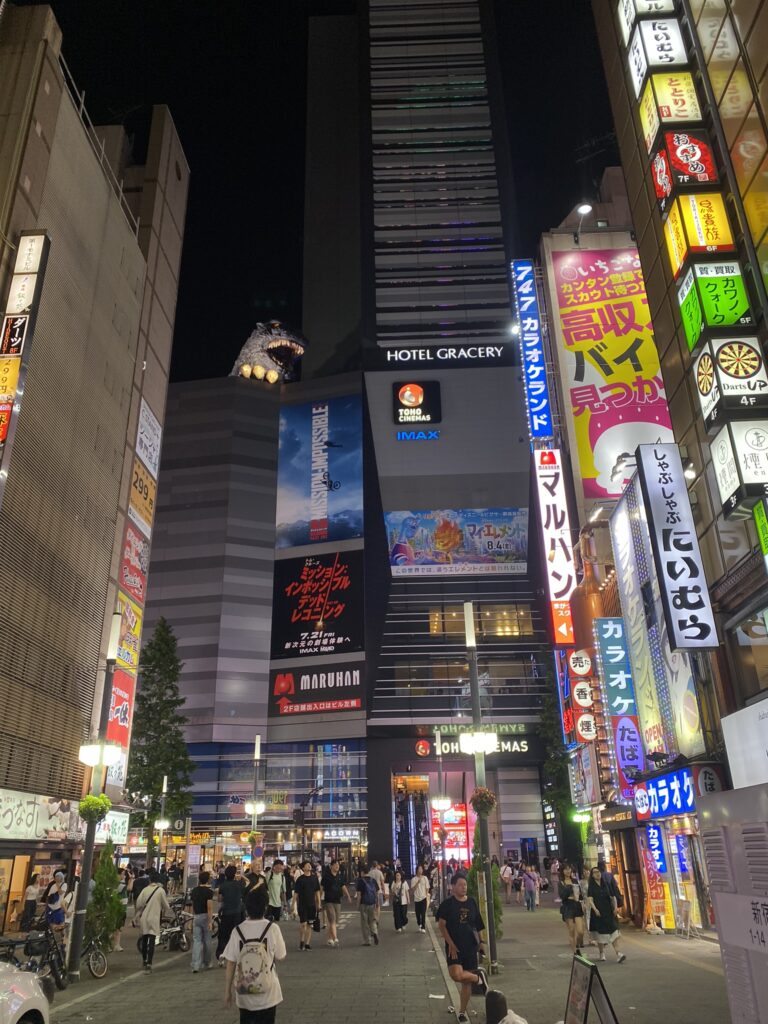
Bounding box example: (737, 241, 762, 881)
(50, 956, 69, 990)
(177, 930, 190, 952)
(87, 948, 108, 978)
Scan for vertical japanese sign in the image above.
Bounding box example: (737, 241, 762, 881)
(595, 617, 645, 798)
(636, 444, 717, 649)
(611, 477, 705, 758)
(646, 823, 668, 873)
(549, 248, 673, 504)
(0, 232, 50, 499)
(510, 260, 554, 440)
(533, 449, 576, 644)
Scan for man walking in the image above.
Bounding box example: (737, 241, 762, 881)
(189, 869, 214, 973)
(356, 863, 380, 946)
(292, 860, 321, 951)
(322, 859, 351, 947)
(266, 859, 286, 921)
(437, 875, 488, 1024)
(368, 860, 385, 918)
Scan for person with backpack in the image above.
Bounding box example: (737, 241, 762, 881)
(355, 863, 380, 946)
(291, 860, 321, 951)
(135, 869, 172, 973)
(223, 885, 287, 1024)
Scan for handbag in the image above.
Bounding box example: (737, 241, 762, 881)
(312, 915, 321, 932)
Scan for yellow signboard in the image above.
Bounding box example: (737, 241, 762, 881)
(129, 456, 156, 534)
(0, 356, 21, 401)
(679, 193, 734, 254)
(639, 79, 660, 153)
(116, 590, 143, 673)
(652, 71, 701, 124)
(663, 199, 687, 278)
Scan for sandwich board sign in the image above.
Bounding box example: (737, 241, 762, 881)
(565, 955, 620, 1024)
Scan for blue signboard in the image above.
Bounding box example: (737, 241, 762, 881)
(675, 834, 690, 874)
(636, 765, 696, 820)
(595, 617, 638, 717)
(510, 260, 554, 440)
(646, 823, 667, 874)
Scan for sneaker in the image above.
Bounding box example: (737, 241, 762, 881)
(457, 1013, 470, 1024)
(599, 954, 606, 962)
(114, 946, 124, 952)
(475, 968, 489, 995)
(299, 942, 305, 951)
(305, 945, 312, 951)
(143, 965, 152, 974)
(191, 969, 198, 974)
(373, 932, 379, 945)
(617, 953, 626, 964)
(420, 927, 426, 933)
(206, 963, 214, 970)
(363, 942, 371, 946)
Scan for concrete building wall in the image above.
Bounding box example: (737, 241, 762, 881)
(0, 7, 188, 799)
(143, 377, 281, 746)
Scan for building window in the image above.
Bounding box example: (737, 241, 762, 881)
(728, 606, 768, 703)
(428, 603, 534, 637)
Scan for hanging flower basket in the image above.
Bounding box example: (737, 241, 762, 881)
(246, 831, 260, 847)
(79, 794, 112, 824)
(470, 787, 497, 817)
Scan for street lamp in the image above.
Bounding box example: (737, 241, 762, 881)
(463, 601, 498, 972)
(432, 793, 451, 906)
(156, 775, 168, 872)
(67, 611, 121, 982)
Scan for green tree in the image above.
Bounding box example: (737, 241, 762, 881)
(466, 822, 503, 939)
(85, 839, 123, 949)
(537, 662, 582, 865)
(125, 617, 194, 863)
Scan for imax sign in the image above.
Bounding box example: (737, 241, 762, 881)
(396, 430, 440, 441)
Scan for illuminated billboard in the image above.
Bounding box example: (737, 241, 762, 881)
(276, 395, 363, 548)
(677, 262, 753, 353)
(383, 508, 527, 576)
(694, 338, 768, 431)
(270, 550, 364, 659)
(510, 259, 554, 440)
(549, 247, 673, 502)
(640, 73, 702, 153)
(533, 449, 576, 645)
(268, 662, 364, 718)
(119, 520, 150, 606)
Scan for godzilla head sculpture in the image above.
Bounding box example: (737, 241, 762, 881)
(230, 320, 307, 384)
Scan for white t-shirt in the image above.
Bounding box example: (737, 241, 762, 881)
(410, 875, 429, 901)
(223, 918, 286, 1011)
(369, 868, 384, 892)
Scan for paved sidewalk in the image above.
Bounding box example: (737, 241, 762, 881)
(50, 907, 452, 1024)
(482, 892, 729, 1024)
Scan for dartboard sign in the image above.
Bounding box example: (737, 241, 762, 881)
(694, 338, 768, 432)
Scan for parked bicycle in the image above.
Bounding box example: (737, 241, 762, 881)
(81, 934, 108, 978)
(135, 906, 191, 954)
(0, 917, 67, 991)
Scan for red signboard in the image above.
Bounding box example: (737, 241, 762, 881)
(268, 663, 364, 718)
(119, 520, 149, 606)
(0, 401, 12, 446)
(431, 803, 470, 857)
(106, 668, 135, 748)
(664, 129, 718, 186)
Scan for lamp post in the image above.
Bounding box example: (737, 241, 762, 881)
(463, 601, 498, 971)
(67, 612, 122, 982)
(155, 775, 169, 872)
(245, 735, 265, 864)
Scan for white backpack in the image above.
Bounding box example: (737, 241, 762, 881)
(234, 922, 274, 996)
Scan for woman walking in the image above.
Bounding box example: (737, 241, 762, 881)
(500, 861, 513, 904)
(135, 870, 172, 973)
(391, 869, 409, 932)
(20, 873, 40, 932)
(586, 866, 626, 963)
(558, 866, 585, 953)
(410, 864, 429, 932)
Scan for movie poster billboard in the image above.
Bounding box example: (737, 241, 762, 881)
(270, 550, 364, 659)
(550, 248, 674, 503)
(268, 662, 364, 718)
(275, 395, 363, 548)
(383, 508, 527, 576)
(115, 591, 143, 673)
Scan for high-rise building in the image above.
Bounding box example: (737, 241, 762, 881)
(141, 0, 555, 872)
(0, 4, 188, 917)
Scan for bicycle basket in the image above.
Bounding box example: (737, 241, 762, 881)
(24, 933, 47, 957)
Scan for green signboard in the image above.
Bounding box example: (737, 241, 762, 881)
(677, 268, 703, 351)
(695, 262, 752, 331)
(754, 498, 768, 557)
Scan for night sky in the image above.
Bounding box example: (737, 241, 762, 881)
(20, 0, 617, 382)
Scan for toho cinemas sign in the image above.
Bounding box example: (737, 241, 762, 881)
(268, 663, 365, 718)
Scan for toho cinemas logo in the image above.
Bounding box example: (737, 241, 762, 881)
(270, 666, 363, 717)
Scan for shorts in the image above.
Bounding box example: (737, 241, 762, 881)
(46, 908, 65, 926)
(298, 905, 317, 924)
(267, 905, 282, 921)
(238, 1007, 276, 1024)
(446, 945, 479, 973)
(324, 902, 340, 924)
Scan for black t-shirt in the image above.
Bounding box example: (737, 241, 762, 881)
(190, 884, 214, 915)
(322, 872, 344, 904)
(294, 873, 320, 908)
(219, 878, 245, 915)
(437, 896, 484, 953)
